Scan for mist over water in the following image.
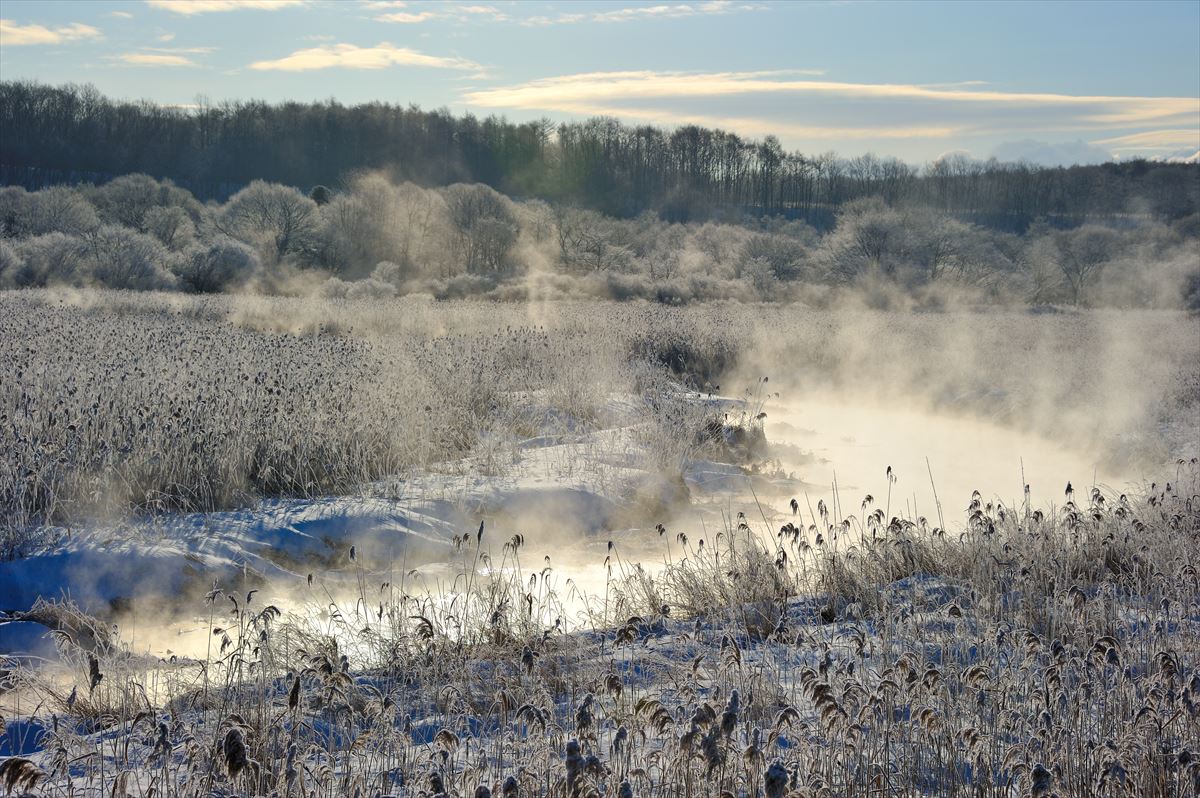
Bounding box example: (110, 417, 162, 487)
(766, 393, 1126, 523)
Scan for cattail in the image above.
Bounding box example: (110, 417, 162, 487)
(691, 703, 716, 728)
(720, 689, 740, 737)
(742, 726, 763, 767)
(87, 653, 102, 692)
(154, 722, 170, 759)
(612, 724, 628, 756)
(605, 673, 623, 697)
(288, 675, 301, 710)
(222, 727, 248, 778)
(701, 725, 724, 776)
(584, 755, 605, 778)
(565, 739, 584, 790)
(764, 761, 788, 798)
(575, 693, 594, 732)
(1030, 763, 1053, 797)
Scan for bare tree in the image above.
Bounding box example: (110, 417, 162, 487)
(144, 206, 195, 250)
(174, 237, 260, 293)
(12, 232, 89, 287)
(1055, 225, 1121, 304)
(84, 226, 178, 290)
(553, 206, 629, 272)
(26, 186, 99, 236)
(220, 181, 319, 260)
(443, 183, 518, 274)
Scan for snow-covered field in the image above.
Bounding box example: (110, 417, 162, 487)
(2, 291, 1198, 796)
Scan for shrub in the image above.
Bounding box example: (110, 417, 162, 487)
(741, 232, 807, 281)
(82, 226, 178, 291)
(87, 173, 202, 231)
(24, 186, 100, 237)
(220, 180, 319, 260)
(371, 260, 407, 287)
(0, 239, 23, 287)
(144, 205, 196, 250)
(443, 183, 519, 274)
(12, 232, 89, 287)
(175, 237, 261, 293)
(0, 185, 29, 237)
(346, 277, 398, 300)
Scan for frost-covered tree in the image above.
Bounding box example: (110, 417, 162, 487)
(553, 206, 630, 273)
(443, 183, 518, 274)
(319, 176, 452, 279)
(220, 181, 319, 260)
(371, 260, 406, 287)
(741, 233, 807, 282)
(83, 226, 178, 290)
(12, 232, 89, 287)
(318, 192, 379, 277)
(144, 205, 196, 250)
(0, 186, 29, 238)
(818, 198, 907, 281)
(24, 186, 100, 237)
(1053, 224, 1122, 304)
(0, 240, 23, 287)
(89, 174, 156, 228)
(174, 237, 260, 293)
(347, 277, 398, 299)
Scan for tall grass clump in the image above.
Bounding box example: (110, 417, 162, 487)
(3, 463, 1195, 797)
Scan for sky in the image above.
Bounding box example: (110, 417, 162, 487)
(1, 0, 1198, 165)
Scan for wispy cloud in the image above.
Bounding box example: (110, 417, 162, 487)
(462, 70, 1200, 152)
(1092, 128, 1200, 155)
(377, 11, 438, 23)
(249, 42, 482, 72)
(593, 1, 763, 23)
(464, 71, 1192, 118)
(374, 3, 509, 23)
(144, 45, 217, 53)
(109, 11, 135, 19)
(107, 45, 215, 68)
(145, 0, 305, 15)
(521, 0, 763, 26)
(113, 52, 199, 66)
(0, 19, 102, 45)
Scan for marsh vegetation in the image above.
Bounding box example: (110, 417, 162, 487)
(1, 287, 1197, 797)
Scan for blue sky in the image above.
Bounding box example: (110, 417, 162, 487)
(2, 0, 1198, 164)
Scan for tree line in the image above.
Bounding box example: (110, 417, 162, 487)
(2, 80, 1197, 229)
(2, 172, 1197, 309)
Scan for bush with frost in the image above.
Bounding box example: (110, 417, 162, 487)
(11, 232, 89, 287)
(346, 277, 397, 300)
(443, 183, 519, 274)
(144, 205, 196, 250)
(25, 186, 100, 236)
(219, 180, 319, 261)
(86, 174, 204, 232)
(0, 239, 24, 287)
(83, 226, 178, 291)
(174, 237, 261, 293)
